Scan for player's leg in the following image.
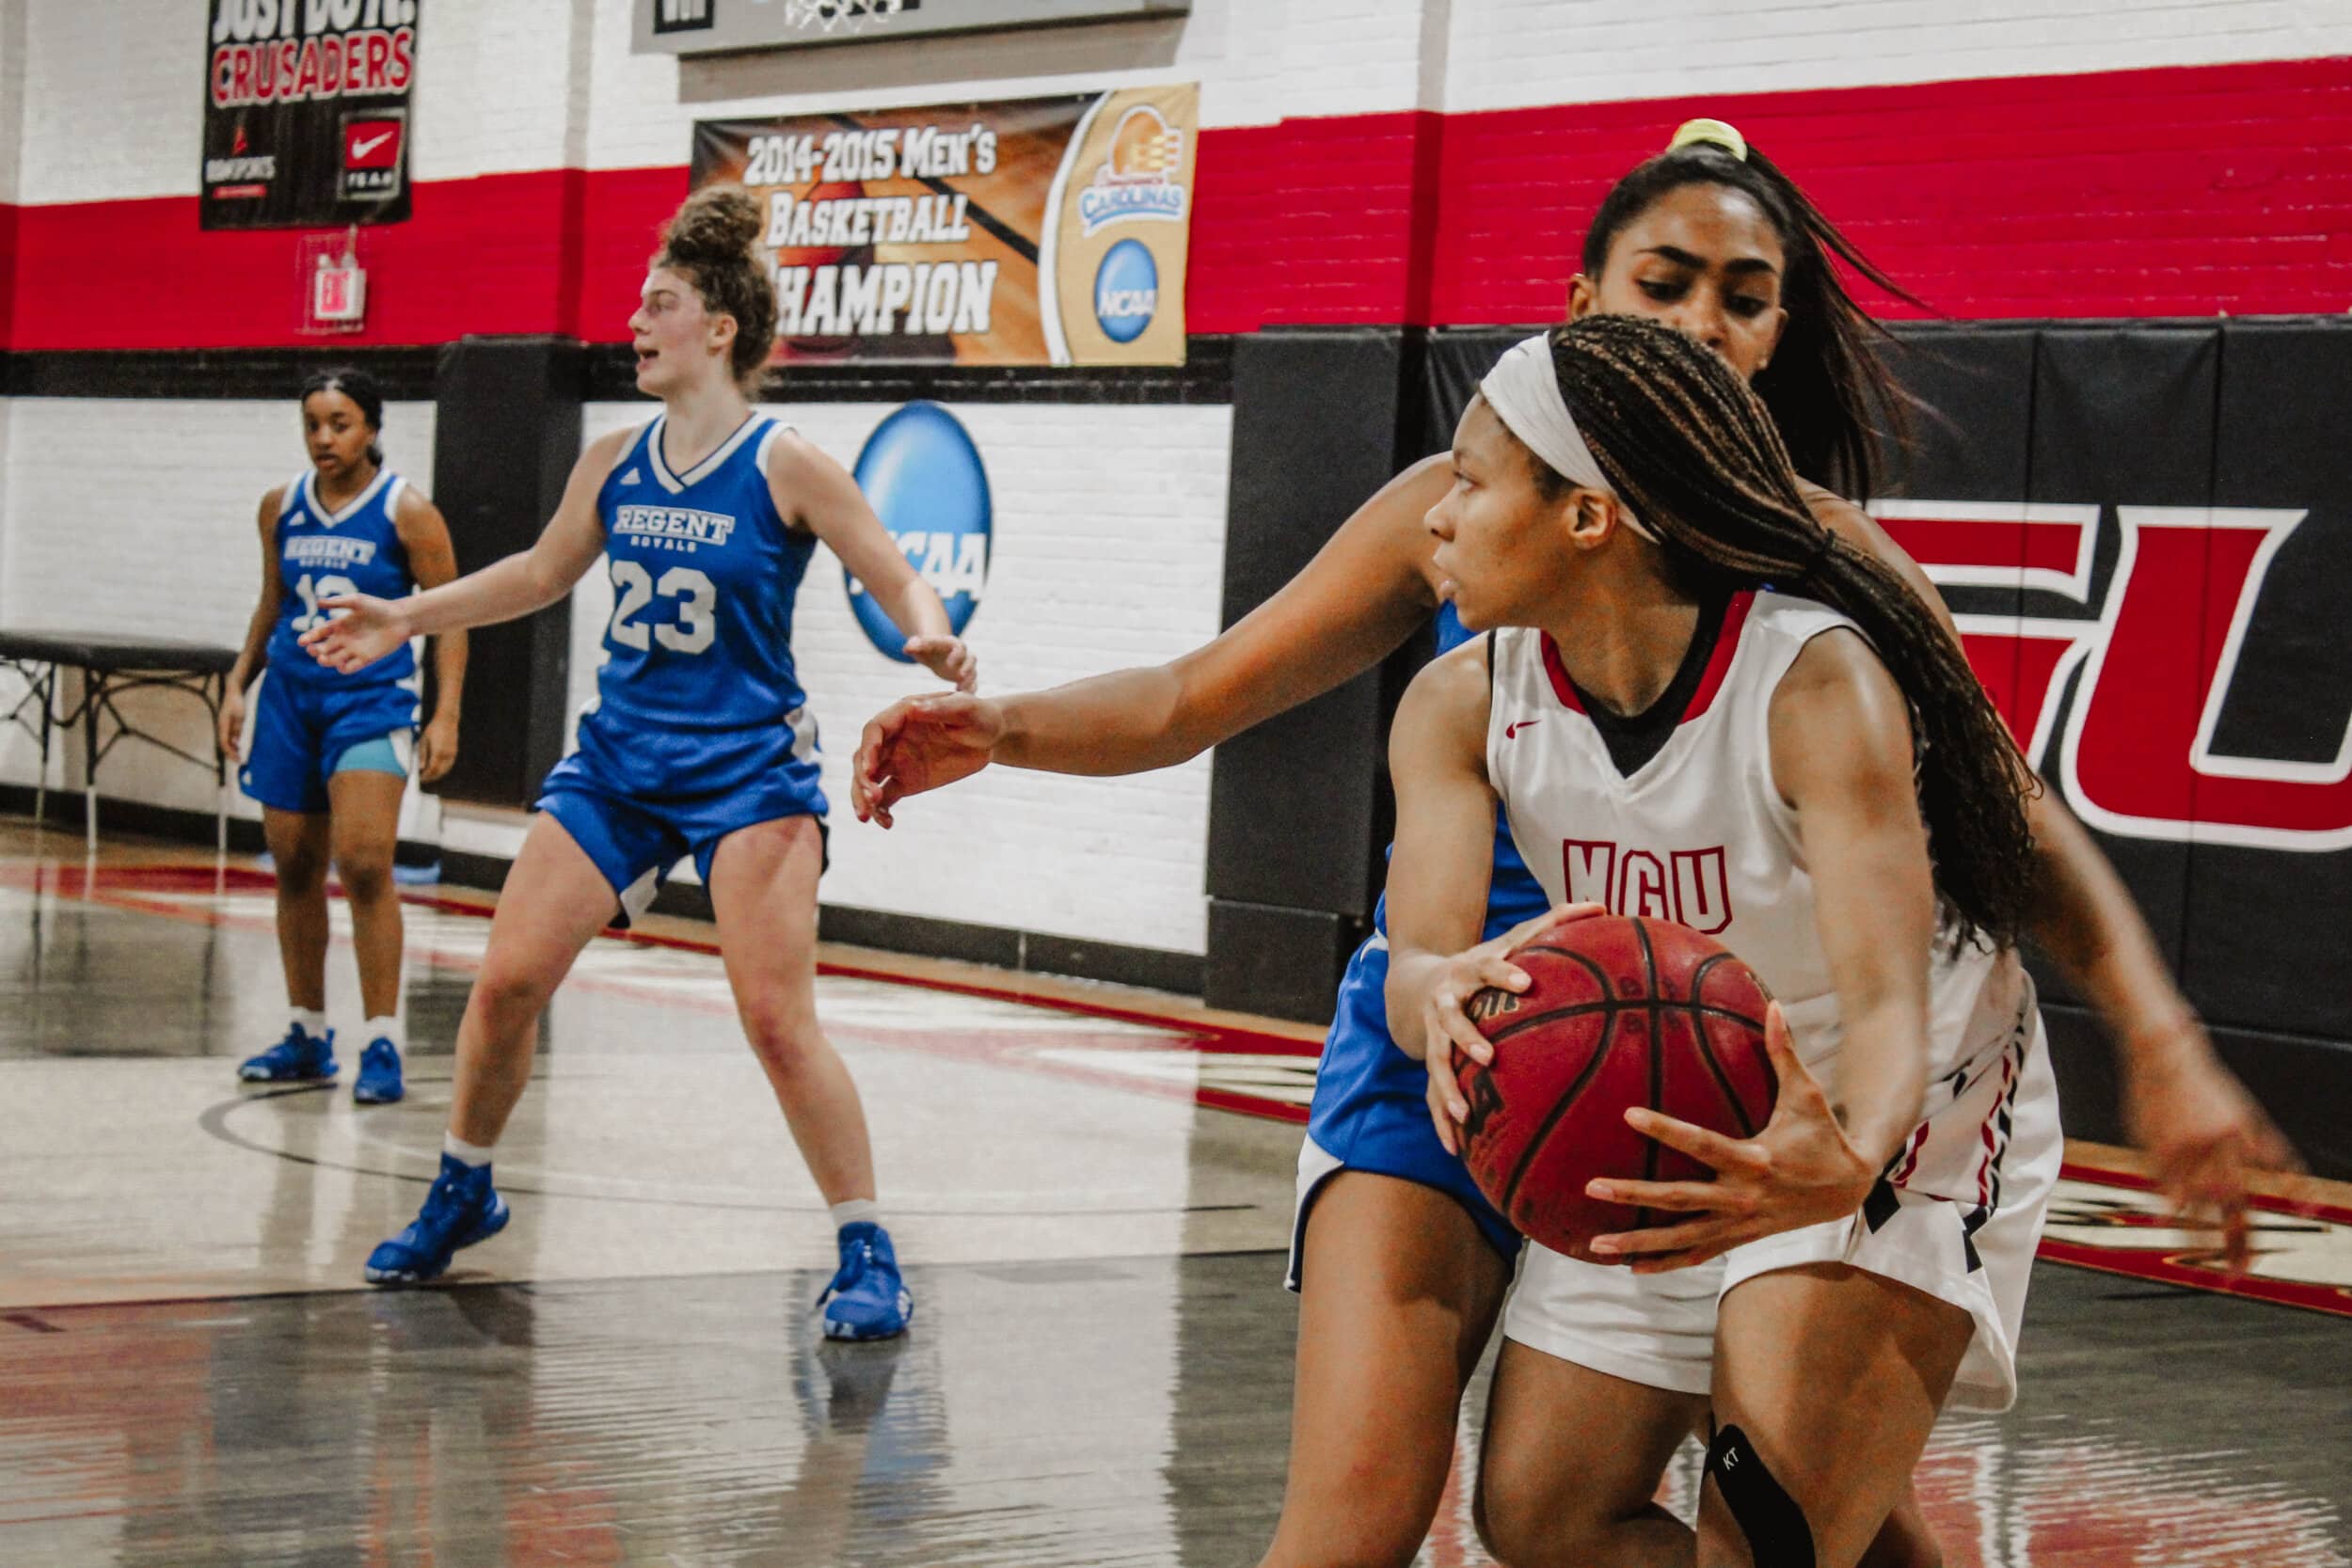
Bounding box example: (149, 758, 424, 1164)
(1258, 1172, 1510, 1568)
(240, 805, 337, 1081)
(1470, 1256, 1715, 1568)
(1697, 1263, 1973, 1568)
(326, 755, 407, 1101)
(701, 814, 907, 1339)
(365, 811, 621, 1285)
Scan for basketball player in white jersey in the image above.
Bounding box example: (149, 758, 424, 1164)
(1386, 314, 2058, 1568)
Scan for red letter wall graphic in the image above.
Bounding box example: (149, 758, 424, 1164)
(1875, 501, 2350, 852)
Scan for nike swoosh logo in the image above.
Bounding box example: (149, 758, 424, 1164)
(352, 132, 394, 159)
(1505, 720, 1541, 739)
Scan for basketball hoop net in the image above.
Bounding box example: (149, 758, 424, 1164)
(780, 0, 903, 37)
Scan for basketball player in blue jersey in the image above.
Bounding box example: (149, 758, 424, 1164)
(851, 124, 2295, 1563)
(301, 186, 975, 1338)
(221, 369, 468, 1105)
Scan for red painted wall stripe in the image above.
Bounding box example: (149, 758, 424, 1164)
(4, 55, 2348, 352)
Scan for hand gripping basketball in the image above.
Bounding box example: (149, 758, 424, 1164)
(1421, 903, 1605, 1156)
(1581, 1001, 1878, 1273)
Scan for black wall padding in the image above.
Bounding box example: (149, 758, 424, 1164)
(428, 336, 586, 808)
(1204, 329, 1409, 1018)
(1421, 326, 1534, 454)
(2185, 322, 2352, 1044)
(2026, 327, 2217, 1002)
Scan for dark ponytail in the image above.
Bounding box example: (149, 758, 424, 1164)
(300, 367, 386, 466)
(1581, 131, 1921, 499)
(1545, 314, 2035, 946)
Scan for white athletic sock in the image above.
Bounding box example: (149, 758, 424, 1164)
(364, 1016, 403, 1051)
(291, 1007, 327, 1039)
(444, 1132, 496, 1168)
(829, 1198, 882, 1232)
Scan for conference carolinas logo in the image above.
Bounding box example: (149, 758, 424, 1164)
(1077, 104, 1186, 237)
(845, 403, 991, 663)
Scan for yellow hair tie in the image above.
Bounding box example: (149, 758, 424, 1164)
(1667, 118, 1747, 162)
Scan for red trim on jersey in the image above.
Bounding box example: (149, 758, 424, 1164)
(1538, 633, 1586, 713)
(1681, 591, 1756, 723)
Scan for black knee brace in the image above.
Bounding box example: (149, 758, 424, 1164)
(1705, 1423, 1814, 1568)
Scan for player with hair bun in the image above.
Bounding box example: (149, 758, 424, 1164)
(304, 185, 976, 1338)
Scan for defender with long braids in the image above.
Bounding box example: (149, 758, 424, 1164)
(855, 123, 2287, 1564)
(303, 187, 976, 1336)
(1391, 315, 2056, 1568)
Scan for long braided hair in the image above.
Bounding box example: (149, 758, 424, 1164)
(1581, 135, 1922, 499)
(1539, 314, 2036, 946)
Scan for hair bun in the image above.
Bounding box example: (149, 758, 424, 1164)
(1666, 118, 1747, 162)
(661, 183, 765, 266)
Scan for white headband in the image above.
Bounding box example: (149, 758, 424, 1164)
(1478, 333, 1660, 543)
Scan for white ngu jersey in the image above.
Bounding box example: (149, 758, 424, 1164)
(1486, 592, 2059, 1412)
(1484, 592, 2029, 1169)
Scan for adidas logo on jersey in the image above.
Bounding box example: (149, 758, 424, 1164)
(620, 468, 642, 485)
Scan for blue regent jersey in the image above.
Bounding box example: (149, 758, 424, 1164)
(581, 414, 816, 775)
(265, 468, 416, 688)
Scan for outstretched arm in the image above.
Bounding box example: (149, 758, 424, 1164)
(852, 457, 1449, 823)
(300, 430, 626, 673)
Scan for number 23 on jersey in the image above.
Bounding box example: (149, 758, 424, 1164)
(608, 560, 716, 655)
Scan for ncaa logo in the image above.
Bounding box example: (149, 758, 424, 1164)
(1093, 240, 1158, 344)
(847, 403, 991, 663)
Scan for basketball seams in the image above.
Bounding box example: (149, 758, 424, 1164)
(1492, 948, 1618, 1223)
(1686, 951, 1767, 1139)
(1479, 998, 1764, 1045)
(1632, 918, 1664, 1238)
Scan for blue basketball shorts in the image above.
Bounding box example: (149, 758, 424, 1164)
(240, 670, 417, 815)
(1289, 931, 1521, 1291)
(536, 711, 829, 926)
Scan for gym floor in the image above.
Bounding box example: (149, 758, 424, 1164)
(2, 820, 2345, 1567)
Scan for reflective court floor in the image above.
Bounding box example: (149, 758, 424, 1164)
(2, 821, 2348, 1567)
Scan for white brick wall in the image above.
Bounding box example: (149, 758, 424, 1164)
(0, 0, 26, 206)
(0, 396, 437, 823)
(574, 399, 1232, 957)
(1441, 0, 2352, 113)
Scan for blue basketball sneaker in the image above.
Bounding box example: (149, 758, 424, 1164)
(365, 1154, 509, 1286)
(238, 1024, 336, 1084)
(353, 1038, 405, 1104)
(818, 1222, 913, 1341)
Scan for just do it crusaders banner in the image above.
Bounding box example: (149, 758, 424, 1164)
(203, 0, 420, 230)
(691, 85, 1198, 366)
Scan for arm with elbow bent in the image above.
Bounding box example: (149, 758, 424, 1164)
(1584, 630, 1934, 1271)
(1808, 484, 2296, 1261)
(299, 430, 628, 673)
(1381, 641, 1591, 1155)
(771, 429, 976, 694)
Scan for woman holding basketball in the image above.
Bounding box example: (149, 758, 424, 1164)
(299, 186, 975, 1338)
(853, 124, 2288, 1564)
(1391, 314, 2050, 1567)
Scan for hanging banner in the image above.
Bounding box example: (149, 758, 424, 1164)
(690, 84, 1196, 366)
(202, 0, 421, 231)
